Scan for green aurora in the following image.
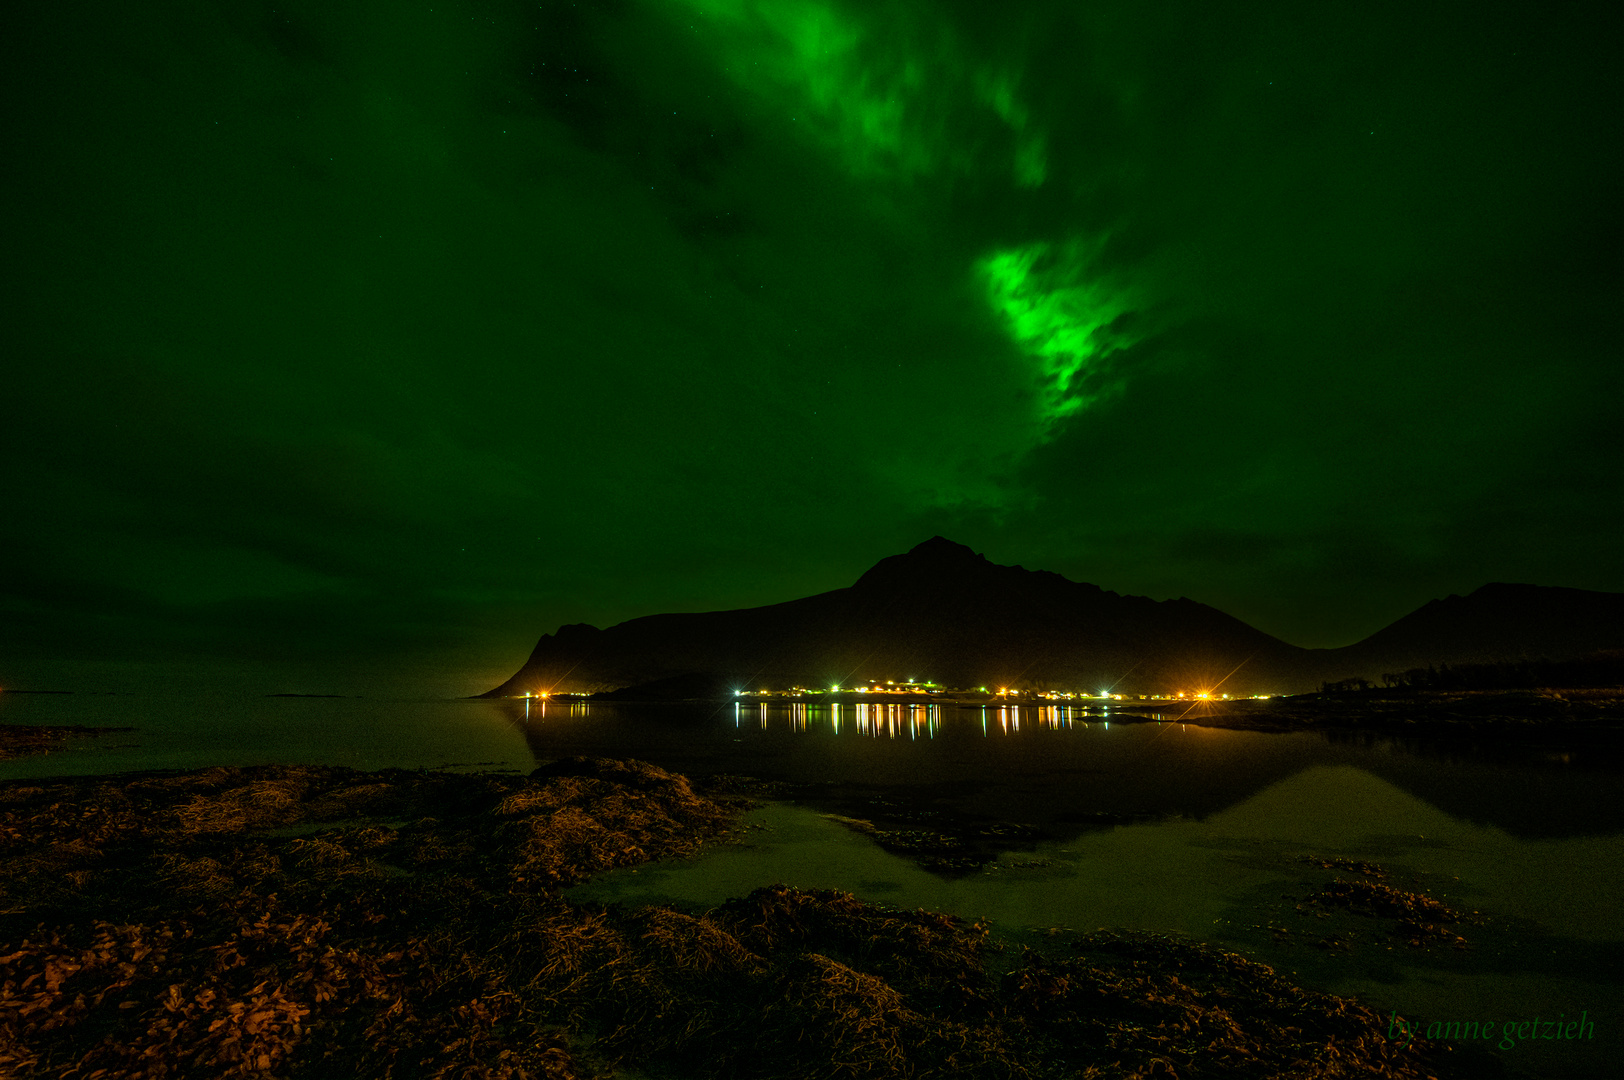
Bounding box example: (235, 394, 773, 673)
(2, 0, 1619, 694)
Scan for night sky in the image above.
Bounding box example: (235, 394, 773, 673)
(4, 0, 1620, 696)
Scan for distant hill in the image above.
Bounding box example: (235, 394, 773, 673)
(1317, 583, 1624, 679)
(484, 538, 1624, 698)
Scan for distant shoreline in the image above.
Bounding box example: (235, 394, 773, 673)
(1171, 687, 1624, 737)
(0, 723, 135, 762)
(493, 686, 1624, 738)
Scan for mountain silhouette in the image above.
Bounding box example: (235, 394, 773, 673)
(485, 538, 1624, 697)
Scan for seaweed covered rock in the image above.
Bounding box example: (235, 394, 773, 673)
(0, 764, 1466, 1080)
(510, 886, 1453, 1080)
(0, 759, 735, 1078)
(1007, 931, 1431, 1079)
(499, 757, 733, 887)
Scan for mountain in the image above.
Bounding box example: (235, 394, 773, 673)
(484, 538, 1624, 698)
(1316, 583, 1624, 679)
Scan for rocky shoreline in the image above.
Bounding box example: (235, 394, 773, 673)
(0, 754, 1497, 1079)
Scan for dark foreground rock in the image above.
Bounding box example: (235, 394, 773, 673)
(1, 760, 1472, 1079)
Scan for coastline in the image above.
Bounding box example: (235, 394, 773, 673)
(0, 755, 1483, 1079)
(0, 723, 135, 763)
(542, 686, 1624, 738)
(1162, 688, 1624, 738)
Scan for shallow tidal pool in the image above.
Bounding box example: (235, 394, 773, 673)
(571, 763, 1624, 1078)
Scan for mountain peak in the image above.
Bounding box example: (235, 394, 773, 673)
(853, 536, 989, 591)
(906, 535, 984, 561)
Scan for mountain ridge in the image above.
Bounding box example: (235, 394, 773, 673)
(485, 538, 1624, 697)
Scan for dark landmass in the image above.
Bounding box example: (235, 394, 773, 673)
(1336, 586, 1624, 679)
(1324, 651, 1624, 693)
(589, 672, 739, 702)
(487, 537, 1624, 698)
(0, 758, 1479, 1080)
(265, 693, 350, 698)
(1170, 688, 1624, 739)
(0, 724, 133, 762)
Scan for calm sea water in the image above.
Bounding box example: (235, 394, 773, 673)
(4, 692, 1621, 1075)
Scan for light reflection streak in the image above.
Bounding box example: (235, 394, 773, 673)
(531, 702, 1163, 739)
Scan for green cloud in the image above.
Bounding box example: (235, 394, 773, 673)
(977, 240, 1140, 426)
(661, 0, 1044, 186)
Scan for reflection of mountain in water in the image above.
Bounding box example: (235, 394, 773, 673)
(488, 537, 1624, 698)
(1317, 729, 1624, 840)
(503, 700, 1624, 842)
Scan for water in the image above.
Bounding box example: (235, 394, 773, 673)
(4, 692, 1621, 1075)
(0, 692, 535, 777)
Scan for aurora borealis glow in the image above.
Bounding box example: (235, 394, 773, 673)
(3, 0, 1619, 694)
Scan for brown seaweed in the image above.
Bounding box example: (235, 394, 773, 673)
(1, 758, 1464, 1079)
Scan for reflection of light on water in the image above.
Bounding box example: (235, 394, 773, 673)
(521, 697, 569, 721)
(718, 702, 1145, 738)
(521, 699, 593, 722)
(834, 703, 946, 739)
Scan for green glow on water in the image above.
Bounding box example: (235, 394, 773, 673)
(569, 764, 1624, 1051)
